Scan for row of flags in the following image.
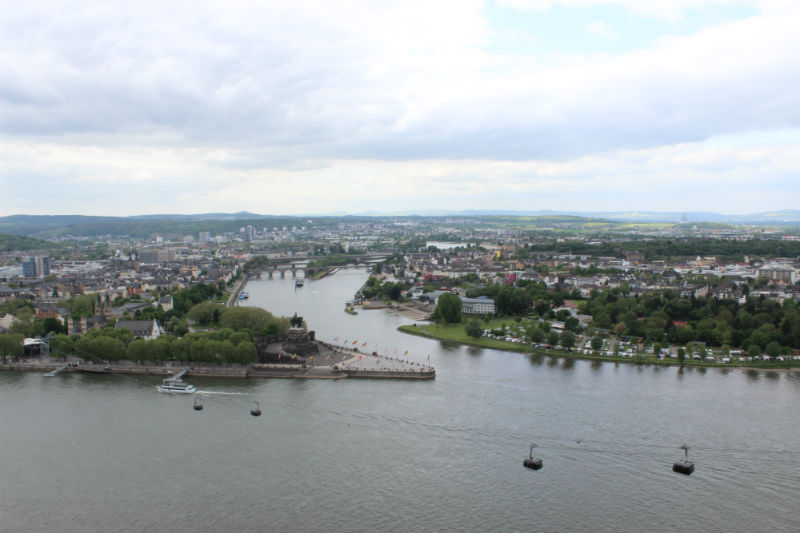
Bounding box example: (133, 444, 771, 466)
(322, 336, 429, 362)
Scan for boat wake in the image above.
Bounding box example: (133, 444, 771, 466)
(195, 390, 250, 396)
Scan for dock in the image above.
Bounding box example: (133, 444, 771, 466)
(44, 365, 68, 377)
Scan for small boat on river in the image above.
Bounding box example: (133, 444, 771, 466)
(156, 378, 196, 394)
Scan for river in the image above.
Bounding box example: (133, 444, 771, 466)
(1, 269, 799, 532)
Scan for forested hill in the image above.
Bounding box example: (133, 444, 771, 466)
(0, 214, 325, 238)
(0, 233, 61, 252)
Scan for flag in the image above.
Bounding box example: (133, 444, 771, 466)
(278, 353, 282, 359)
(292, 354, 296, 359)
(308, 355, 313, 360)
(352, 340, 358, 345)
(362, 342, 367, 347)
(426, 355, 430, 360)
(404, 350, 409, 356)
(358, 355, 363, 360)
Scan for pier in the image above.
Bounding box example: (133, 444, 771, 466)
(44, 365, 68, 377)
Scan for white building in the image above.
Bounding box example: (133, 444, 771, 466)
(460, 297, 496, 315)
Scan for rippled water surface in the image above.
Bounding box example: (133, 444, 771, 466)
(2, 269, 799, 532)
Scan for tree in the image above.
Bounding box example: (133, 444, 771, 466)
(49, 334, 74, 360)
(526, 325, 545, 343)
(42, 317, 64, 335)
(126, 339, 150, 361)
(75, 335, 126, 361)
(546, 331, 560, 347)
(187, 301, 223, 325)
(219, 307, 288, 336)
(677, 347, 685, 364)
(564, 316, 580, 333)
(0, 333, 24, 359)
(465, 319, 483, 338)
(765, 341, 781, 357)
(652, 342, 662, 356)
(166, 317, 188, 337)
(560, 331, 576, 350)
(232, 341, 257, 364)
(433, 293, 462, 325)
(16, 307, 34, 323)
(591, 336, 603, 351)
(747, 344, 761, 357)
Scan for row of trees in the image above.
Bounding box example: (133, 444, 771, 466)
(360, 276, 410, 302)
(434, 281, 800, 356)
(1, 289, 291, 364)
(44, 324, 262, 364)
(465, 281, 576, 317)
(581, 288, 800, 353)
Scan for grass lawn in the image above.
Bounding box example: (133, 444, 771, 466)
(398, 323, 800, 370)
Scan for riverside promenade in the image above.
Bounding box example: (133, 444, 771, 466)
(1, 353, 435, 380)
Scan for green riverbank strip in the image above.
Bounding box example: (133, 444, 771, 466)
(397, 324, 800, 370)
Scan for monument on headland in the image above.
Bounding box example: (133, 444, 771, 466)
(250, 313, 435, 379)
(255, 313, 319, 363)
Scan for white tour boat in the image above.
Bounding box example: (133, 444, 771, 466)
(156, 378, 196, 394)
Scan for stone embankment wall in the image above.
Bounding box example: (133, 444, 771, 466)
(344, 369, 435, 379)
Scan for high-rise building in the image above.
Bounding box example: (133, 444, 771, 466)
(22, 256, 50, 278)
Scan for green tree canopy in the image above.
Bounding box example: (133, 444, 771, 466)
(433, 293, 462, 325)
(219, 307, 289, 336)
(465, 319, 483, 338)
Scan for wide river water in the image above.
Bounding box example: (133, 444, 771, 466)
(1, 269, 799, 532)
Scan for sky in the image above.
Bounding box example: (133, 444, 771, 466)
(1, 0, 799, 217)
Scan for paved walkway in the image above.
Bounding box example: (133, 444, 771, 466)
(340, 351, 432, 372)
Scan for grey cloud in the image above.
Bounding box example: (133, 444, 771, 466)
(1, 2, 799, 163)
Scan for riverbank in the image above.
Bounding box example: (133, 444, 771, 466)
(1, 356, 435, 380)
(226, 278, 247, 307)
(398, 324, 800, 371)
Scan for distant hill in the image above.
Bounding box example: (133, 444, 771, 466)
(0, 213, 326, 239)
(1, 209, 799, 239)
(381, 209, 800, 224)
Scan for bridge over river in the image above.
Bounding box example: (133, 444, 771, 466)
(251, 253, 389, 279)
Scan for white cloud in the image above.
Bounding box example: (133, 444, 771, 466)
(0, 1, 798, 215)
(2, 133, 797, 215)
(587, 20, 618, 39)
(498, 1, 778, 21)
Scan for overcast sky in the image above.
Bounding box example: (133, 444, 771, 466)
(1, 0, 799, 216)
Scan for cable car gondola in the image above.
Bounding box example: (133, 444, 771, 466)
(523, 443, 543, 470)
(672, 444, 694, 475)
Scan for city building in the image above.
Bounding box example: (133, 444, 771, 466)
(22, 256, 50, 279)
(758, 263, 797, 283)
(460, 296, 496, 315)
